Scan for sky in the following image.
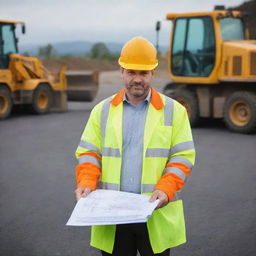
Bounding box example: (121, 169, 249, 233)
(0, 0, 247, 46)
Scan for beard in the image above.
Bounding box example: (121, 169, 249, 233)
(127, 82, 150, 98)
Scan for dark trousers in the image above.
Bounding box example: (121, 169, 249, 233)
(101, 223, 170, 256)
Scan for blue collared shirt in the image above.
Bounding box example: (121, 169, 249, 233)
(120, 90, 151, 193)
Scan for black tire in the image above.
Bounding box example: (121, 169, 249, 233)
(31, 84, 53, 114)
(224, 91, 256, 134)
(0, 86, 13, 120)
(171, 89, 199, 127)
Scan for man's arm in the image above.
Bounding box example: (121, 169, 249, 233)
(74, 104, 102, 200)
(150, 102, 196, 208)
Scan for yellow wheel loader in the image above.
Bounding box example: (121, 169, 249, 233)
(163, 7, 256, 133)
(0, 20, 99, 119)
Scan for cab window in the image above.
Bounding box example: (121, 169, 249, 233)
(171, 16, 216, 77)
(220, 17, 244, 40)
(2, 24, 17, 55)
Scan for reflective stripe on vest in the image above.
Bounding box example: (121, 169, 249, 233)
(146, 148, 170, 158)
(78, 155, 101, 167)
(164, 96, 174, 126)
(102, 147, 121, 157)
(145, 141, 194, 158)
(170, 141, 194, 155)
(101, 97, 112, 144)
(99, 182, 119, 190)
(79, 140, 101, 155)
(163, 166, 187, 182)
(167, 155, 193, 169)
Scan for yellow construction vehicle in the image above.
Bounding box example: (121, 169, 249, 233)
(0, 20, 99, 119)
(163, 7, 256, 133)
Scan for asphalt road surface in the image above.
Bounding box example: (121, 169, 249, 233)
(1, 72, 256, 256)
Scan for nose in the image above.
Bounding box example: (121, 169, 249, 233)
(133, 74, 143, 83)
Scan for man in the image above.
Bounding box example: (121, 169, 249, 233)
(74, 37, 195, 256)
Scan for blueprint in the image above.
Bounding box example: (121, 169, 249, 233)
(66, 189, 159, 226)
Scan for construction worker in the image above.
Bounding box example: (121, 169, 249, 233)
(74, 37, 196, 256)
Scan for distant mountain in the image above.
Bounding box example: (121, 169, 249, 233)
(19, 40, 168, 56)
(19, 43, 38, 55)
(19, 41, 93, 56)
(52, 41, 93, 55)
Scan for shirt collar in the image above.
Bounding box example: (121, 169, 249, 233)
(110, 86, 164, 110)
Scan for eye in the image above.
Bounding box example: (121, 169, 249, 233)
(128, 71, 135, 75)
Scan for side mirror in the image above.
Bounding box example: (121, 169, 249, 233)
(22, 24, 26, 34)
(155, 21, 161, 53)
(156, 21, 161, 32)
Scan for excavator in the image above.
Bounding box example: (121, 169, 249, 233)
(163, 6, 256, 133)
(0, 20, 98, 119)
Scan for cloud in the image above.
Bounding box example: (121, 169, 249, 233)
(0, 0, 246, 45)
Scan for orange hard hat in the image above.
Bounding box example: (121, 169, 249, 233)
(118, 37, 158, 70)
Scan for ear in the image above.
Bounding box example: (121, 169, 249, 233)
(120, 67, 124, 75)
(151, 69, 156, 77)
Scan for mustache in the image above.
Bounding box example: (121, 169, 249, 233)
(130, 82, 145, 86)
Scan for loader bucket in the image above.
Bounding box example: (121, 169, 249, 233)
(51, 90, 68, 112)
(66, 70, 99, 102)
(49, 65, 68, 112)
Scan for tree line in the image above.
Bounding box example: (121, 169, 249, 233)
(35, 42, 119, 60)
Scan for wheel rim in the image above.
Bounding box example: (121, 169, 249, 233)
(0, 95, 8, 115)
(37, 92, 48, 110)
(177, 98, 192, 119)
(229, 100, 251, 126)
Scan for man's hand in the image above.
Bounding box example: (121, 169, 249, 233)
(74, 187, 91, 201)
(149, 189, 168, 209)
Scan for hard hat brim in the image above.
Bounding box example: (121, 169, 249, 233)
(118, 59, 158, 71)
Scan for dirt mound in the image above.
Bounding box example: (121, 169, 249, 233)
(43, 58, 119, 72)
(43, 56, 169, 79)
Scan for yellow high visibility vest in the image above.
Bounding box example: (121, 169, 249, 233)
(76, 88, 195, 253)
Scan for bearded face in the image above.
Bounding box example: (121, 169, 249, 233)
(120, 68, 155, 100)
